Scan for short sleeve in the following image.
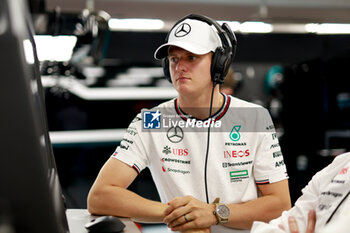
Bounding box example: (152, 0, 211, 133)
(253, 108, 288, 184)
(111, 115, 149, 174)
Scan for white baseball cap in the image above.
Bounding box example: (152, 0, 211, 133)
(154, 18, 222, 60)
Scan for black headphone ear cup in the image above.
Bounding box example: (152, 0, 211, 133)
(222, 23, 237, 60)
(211, 48, 231, 84)
(211, 49, 221, 83)
(162, 58, 172, 83)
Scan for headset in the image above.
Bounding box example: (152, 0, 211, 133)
(162, 14, 237, 85)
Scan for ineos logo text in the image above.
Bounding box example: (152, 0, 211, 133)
(167, 126, 184, 143)
(175, 23, 191, 37)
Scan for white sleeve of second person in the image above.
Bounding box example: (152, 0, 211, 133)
(251, 155, 337, 233)
(319, 187, 350, 233)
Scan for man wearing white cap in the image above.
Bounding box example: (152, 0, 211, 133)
(88, 14, 291, 233)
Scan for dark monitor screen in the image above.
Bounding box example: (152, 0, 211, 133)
(0, 1, 69, 232)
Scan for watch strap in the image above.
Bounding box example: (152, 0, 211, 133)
(213, 197, 220, 204)
(212, 197, 229, 224)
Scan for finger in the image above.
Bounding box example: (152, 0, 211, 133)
(278, 224, 285, 231)
(163, 205, 178, 217)
(164, 197, 190, 216)
(184, 214, 189, 223)
(168, 213, 192, 228)
(171, 220, 196, 232)
(164, 206, 189, 225)
(171, 221, 208, 232)
(288, 216, 299, 233)
(306, 210, 316, 233)
(168, 196, 192, 209)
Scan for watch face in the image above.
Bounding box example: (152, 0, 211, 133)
(217, 205, 230, 218)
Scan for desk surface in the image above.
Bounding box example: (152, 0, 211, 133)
(67, 209, 141, 233)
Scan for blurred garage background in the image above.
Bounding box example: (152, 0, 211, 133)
(26, 0, 350, 213)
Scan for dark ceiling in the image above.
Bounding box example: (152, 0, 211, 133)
(30, 0, 350, 66)
(44, 0, 350, 24)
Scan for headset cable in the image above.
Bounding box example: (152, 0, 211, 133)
(203, 83, 217, 204)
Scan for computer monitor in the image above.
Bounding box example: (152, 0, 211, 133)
(0, 0, 69, 232)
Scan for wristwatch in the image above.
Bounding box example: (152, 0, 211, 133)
(212, 197, 230, 224)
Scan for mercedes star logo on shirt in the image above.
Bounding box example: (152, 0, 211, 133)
(175, 23, 191, 37)
(166, 126, 184, 143)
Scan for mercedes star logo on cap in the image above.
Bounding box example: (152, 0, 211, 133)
(175, 23, 191, 37)
(166, 126, 184, 143)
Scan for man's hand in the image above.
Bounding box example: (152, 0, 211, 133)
(163, 196, 217, 232)
(282, 210, 316, 233)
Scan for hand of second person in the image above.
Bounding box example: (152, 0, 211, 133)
(280, 210, 316, 233)
(163, 196, 217, 232)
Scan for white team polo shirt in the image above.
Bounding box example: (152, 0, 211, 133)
(113, 94, 288, 233)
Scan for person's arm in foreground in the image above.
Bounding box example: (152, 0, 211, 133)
(87, 158, 167, 222)
(88, 158, 211, 233)
(163, 179, 291, 231)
